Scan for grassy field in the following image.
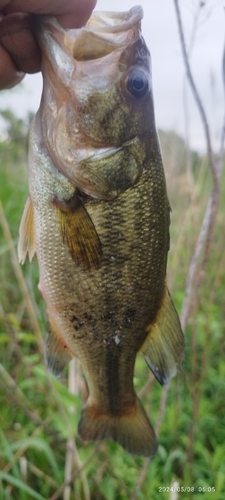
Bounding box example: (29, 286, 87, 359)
(0, 114, 224, 499)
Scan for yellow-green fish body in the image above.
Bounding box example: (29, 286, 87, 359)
(18, 7, 184, 457)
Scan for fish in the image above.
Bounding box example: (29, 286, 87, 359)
(18, 6, 184, 457)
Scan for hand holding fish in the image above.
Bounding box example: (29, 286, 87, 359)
(0, 0, 97, 89)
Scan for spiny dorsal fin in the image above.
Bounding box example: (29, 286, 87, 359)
(53, 193, 102, 271)
(45, 314, 73, 376)
(18, 195, 36, 264)
(141, 286, 184, 385)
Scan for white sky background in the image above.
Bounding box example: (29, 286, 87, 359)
(0, 0, 224, 152)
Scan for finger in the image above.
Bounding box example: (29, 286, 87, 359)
(0, 1, 11, 9)
(0, 43, 24, 89)
(0, 13, 41, 73)
(55, 0, 98, 28)
(2, 0, 97, 28)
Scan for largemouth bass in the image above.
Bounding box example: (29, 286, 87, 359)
(18, 6, 184, 457)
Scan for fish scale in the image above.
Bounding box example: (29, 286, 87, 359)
(18, 6, 184, 456)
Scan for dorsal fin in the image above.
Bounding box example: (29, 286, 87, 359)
(53, 193, 102, 270)
(18, 195, 36, 264)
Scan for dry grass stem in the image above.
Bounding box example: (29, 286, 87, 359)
(28, 462, 59, 489)
(63, 359, 90, 500)
(169, 480, 179, 500)
(130, 383, 170, 500)
(0, 200, 43, 352)
(130, 457, 150, 500)
(49, 445, 99, 500)
(0, 362, 36, 413)
(154, 383, 170, 436)
(3, 416, 52, 474)
(138, 372, 155, 398)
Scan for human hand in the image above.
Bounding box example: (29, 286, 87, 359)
(0, 0, 97, 89)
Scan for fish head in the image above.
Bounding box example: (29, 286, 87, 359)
(36, 7, 158, 198)
(75, 38, 153, 146)
(65, 8, 154, 146)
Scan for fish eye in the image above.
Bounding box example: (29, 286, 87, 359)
(126, 69, 149, 99)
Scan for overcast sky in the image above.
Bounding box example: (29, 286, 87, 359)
(0, 0, 224, 152)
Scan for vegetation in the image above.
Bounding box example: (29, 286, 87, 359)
(0, 111, 224, 499)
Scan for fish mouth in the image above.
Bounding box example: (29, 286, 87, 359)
(38, 6, 143, 61)
(86, 6, 143, 32)
(68, 6, 143, 60)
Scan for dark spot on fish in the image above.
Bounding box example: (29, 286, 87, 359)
(101, 311, 114, 321)
(73, 321, 84, 331)
(101, 310, 121, 330)
(84, 312, 93, 321)
(124, 307, 136, 325)
(71, 314, 86, 332)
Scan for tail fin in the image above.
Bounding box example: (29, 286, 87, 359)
(78, 397, 157, 457)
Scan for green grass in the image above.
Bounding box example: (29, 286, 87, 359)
(0, 119, 224, 499)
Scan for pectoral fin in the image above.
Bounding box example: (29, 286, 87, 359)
(45, 315, 73, 376)
(18, 195, 36, 264)
(141, 287, 184, 385)
(53, 193, 102, 270)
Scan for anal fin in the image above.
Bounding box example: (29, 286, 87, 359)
(53, 192, 102, 271)
(141, 286, 184, 385)
(18, 195, 36, 264)
(45, 315, 73, 376)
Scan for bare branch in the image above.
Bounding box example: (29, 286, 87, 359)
(173, 0, 222, 329)
(173, 0, 219, 188)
